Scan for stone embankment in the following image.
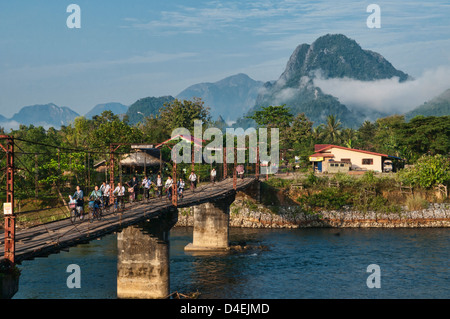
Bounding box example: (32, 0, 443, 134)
(175, 196, 450, 229)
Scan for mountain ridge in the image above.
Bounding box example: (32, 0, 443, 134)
(84, 102, 128, 119)
(176, 73, 264, 123)
(237, 33, 411, 128)
(405, 88, 450, 120)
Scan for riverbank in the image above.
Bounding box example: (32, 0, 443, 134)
(175, 192, 450, 229)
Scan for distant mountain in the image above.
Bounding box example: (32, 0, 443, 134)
(8, 103, 79, 128)
(85, 102, 128, 119)
(177, 73, 264, 123)
(405, 88, 450, 120)
(126, 96, 175, 125)
(236, 34, 410, 128)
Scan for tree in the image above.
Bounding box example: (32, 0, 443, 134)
(287, 113, 314, 164)
(246, 104, 294, 152)
(159, 98, 211, 134)
(395, 116, 450, 162)
(289, 113, 313, 141)
(246, 105, 293, 129)
(398, 154, 450, 188)
(321, 114, 342, 144)
(341, 128, 358, 148)
(138, 116, 170, 144)
(373, 115, 404, 157)
(357, 120, 377, 150)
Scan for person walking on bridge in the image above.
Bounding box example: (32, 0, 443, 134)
(72, 185, 85, 219)
(189, 171, 197, 192)
(126, 176, 139, 203)
(156, 174, 163, 198)
(210, 168, 217, 185)
(177, 178, 185, 200)
(113, 182, 126, 210)
(88, 185, 103, 219)
(142, 176, 153, 201)
(165, 176, 174, 201)
(100, 181, 110, 208)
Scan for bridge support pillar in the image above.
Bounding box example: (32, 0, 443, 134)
(117, 208, 177, 299)
(185, 193, 235, 252)
(242, 180, 261, 203)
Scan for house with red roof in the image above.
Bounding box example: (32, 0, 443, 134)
(309, 144, 403, 173)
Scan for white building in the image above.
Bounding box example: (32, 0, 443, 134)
(309, 144, 402, 173)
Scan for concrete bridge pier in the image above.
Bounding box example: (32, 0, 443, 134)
(117, 208, 178, 299)
(185, 193, 236, 252)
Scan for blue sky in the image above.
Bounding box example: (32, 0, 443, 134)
(0, 0, 449, 118)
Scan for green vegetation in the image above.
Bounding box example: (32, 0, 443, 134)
(397, 154, 450, 188)
(0, 96, 448, 227)
(244, 104, 449, 168)
(298, 188, 352, 212)
(266, 164, 447, 214)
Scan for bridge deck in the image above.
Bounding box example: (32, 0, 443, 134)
(0, 177, 255, 264)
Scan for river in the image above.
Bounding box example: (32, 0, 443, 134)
(13, 227, 449, 299)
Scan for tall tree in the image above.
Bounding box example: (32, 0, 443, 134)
(159, 97, 211, 134)
(357, 120, 377, 150)
(246, 105, 293, 129)
(321, 114, 342, 144)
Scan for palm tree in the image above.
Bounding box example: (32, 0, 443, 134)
(322, 114, 342, 144)
(341, 128, 358, 148)
(312, 124, 325, 142)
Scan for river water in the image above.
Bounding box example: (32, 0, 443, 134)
(13, 227, 449, 299)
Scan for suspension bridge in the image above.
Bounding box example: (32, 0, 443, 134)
(0, 134, 263, 265)
(0, 176, 256, 264)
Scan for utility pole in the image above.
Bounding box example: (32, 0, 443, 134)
(172, 161, 177, 207)
(1, 136, 15, 265)
(223, 147, 227, 179)
(233, 147, 237, 190)
(256, 145, 260, 180)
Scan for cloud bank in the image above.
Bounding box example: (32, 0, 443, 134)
(313, 66, 450, 114)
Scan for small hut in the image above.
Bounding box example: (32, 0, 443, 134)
(93, 144, 163, 177)
(121, 144, 162, 177)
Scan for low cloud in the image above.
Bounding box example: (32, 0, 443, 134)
(313, 66, 450, 114)
(0, 120, 21, 132)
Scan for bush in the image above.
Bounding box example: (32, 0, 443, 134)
(398, 154, 450, 188)
(332, 172, 357, 187)
(265, 177, 293, 189)
(354, 194, 401, 213)
(298, 188, 351, 211)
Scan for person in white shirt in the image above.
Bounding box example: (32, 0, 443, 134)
(113, 182, 125, 209)
(165, 176, 174, 200)
(189, 171, 197, 192)
(177, 178, 185, 199)
(100, 182, 111, 207)
(210, 168, 217, 184)
(142, 176, 152, 200)
(156, 174, 163, 198)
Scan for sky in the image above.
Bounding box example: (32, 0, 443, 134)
(0, 0, 449, 118)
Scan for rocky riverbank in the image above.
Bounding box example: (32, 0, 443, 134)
(175, 193, 450, 228)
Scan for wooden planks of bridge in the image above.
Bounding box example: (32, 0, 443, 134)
(0, 177, 256, 264)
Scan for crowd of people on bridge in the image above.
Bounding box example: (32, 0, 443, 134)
(69, 166, 246, 219)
